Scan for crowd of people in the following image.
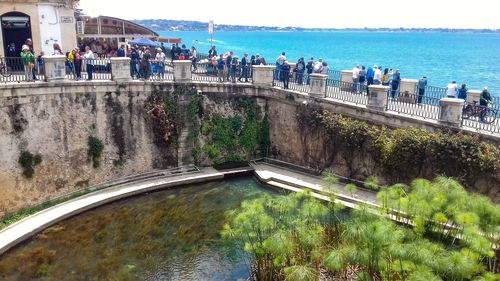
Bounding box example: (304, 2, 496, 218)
(5, 39, 497, 113)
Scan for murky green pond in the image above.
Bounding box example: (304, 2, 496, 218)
(0, 177, 278, 280)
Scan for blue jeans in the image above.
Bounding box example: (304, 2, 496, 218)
(352, 78, 359, 93)
(87, 64, 93, 80)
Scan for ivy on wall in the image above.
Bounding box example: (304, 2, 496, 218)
(297, 104, 500, 187)
(18, 151, 42, 178)
(201, 97, 269, 166)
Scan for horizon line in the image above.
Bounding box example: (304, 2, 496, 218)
(130, 19, 500, 31)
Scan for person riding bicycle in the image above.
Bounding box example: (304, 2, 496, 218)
(479, 86, 492, 122)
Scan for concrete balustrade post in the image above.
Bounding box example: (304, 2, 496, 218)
(110, 57, 131, 82)
(308, 74, 328, 98)
(439, 98, 464, 126)
(252, 65, 276, 87)
(340, 70, 353, 91)
(42, 55, 67, 82)
(173, 60, 192, 82)
(466, 90, 481, 104)
(398, 79, 419, 103)
(367, 85, 390, 111)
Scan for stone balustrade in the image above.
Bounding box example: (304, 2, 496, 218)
(110, 57, 132, 82)
(20, 57, 499, 135)
(308, 74, 328, 98)
(367, 85, 390, 111)
(252, 65, 276, 87)
(42, 55, 67, 82)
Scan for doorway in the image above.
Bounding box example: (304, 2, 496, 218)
(1, 12, 33, 58)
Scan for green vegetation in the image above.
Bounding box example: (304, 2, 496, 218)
(144, 86, 180, 145)
(201, 98, 269, 165)
(223, 177, 500, 281)
(18, 151, 42, 178)
(87, 136, 104, 168)
(299, 107, 500, 187)
(113, 159, 125, 167)
(0, 188, 91, 230)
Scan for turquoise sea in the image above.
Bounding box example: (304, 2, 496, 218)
(158, 31, 500, 95)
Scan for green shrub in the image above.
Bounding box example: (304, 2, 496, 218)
(18, 151, 42, 178)
(364, 176, 380, 191)
(302, 109, 500, 189)
(88, 136, 104, 168)
(203, 144, 220, 161)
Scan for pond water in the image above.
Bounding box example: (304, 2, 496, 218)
(0, 178, 278, 280)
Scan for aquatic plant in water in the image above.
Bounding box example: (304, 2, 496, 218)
(222, 177, 500, 281)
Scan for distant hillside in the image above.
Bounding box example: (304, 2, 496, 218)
(132, 19, 500, 33)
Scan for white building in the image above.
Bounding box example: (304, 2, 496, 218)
(0, 0, 78, 57)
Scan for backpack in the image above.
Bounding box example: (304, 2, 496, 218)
(297, 62, 304, 71)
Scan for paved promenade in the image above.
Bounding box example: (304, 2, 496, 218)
(251, 162, 379, 208)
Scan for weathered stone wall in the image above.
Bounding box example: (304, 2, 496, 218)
(0, 82, 178, 215)
(1, 81, 499, 215)
(265, 98, 500, 201)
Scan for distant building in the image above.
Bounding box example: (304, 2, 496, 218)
(0, 0, 78, 57)
(0, 0, 179, 58)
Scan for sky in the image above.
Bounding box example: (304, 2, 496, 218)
(78, 0, 499, 29)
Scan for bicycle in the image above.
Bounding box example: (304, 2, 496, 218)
(462, 101, 497, 124)
(0, 56, 12, 77)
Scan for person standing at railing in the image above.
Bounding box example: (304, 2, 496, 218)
(83, 46, 94, 81)
(358, 66, 366, 93)
(306, 57, 314, 85)
(230, 56, 239, 83)
(352, 65, 360, 93)
(141, 48, 152, 80)
(417, 76, 428, 104)
(73, 48, 82, 80)
(156, 48, 166, 79)
(208, 46, 217, 59)
(282, 61, 290, 89)
(36, 51, 45, 76)
(66, 50, 74, 76)
(390, 69, 401, 99)
(381, 68, 390, 86)
(366, 65, 374, 88)
(117, 45, 126, 57)
(129, 47, 139, 79)
(217, 54, 225, 82)
(24, 39, 38, 80)
(239, 53, 250, 82)
(446, 81, 458, 98)
(458, 84, 468, 100)
(320, 61, 329, 75)
(52, 43, 63, 56)
(479, 87, 492, 122)
(190, 46, 198, 72)
(20, 46, 35, 82)
(225, 51, 233, 81)
(295, 57, 305, 85)
(373, 66, 382, 85)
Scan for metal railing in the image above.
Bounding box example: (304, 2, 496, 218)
(0, 57, 45, 83)
(461, 102, 500, 134)
(386, 90, 441, 120)
(326, 79, 368, 105)
(66, 58, 111, 81)
(328, 69, 342, 81)
(272, 70, 310, 92)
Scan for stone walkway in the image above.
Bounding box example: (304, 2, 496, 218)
(251, 162, 379, 207)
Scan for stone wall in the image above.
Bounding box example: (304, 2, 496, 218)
(0, 82, 179, 215)
(1, 81, 499, 215)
